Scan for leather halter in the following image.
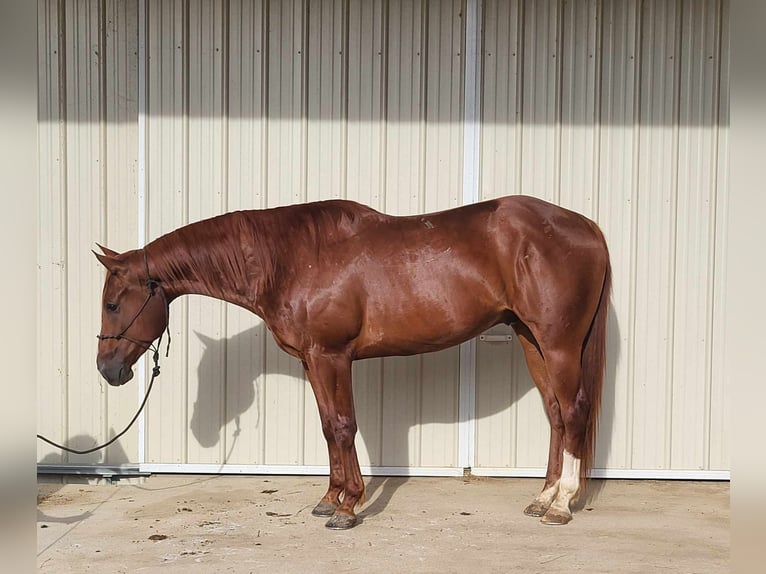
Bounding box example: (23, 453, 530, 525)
(97, 249, 169, 351)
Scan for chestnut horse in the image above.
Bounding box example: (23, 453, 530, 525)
(95, 195, 611, 529)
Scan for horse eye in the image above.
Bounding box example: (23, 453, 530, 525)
(105, 302, 119, 312)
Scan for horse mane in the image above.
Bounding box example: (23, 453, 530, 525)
(147, 199, 382, 303)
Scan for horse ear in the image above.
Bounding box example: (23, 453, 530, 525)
(95, 243, 120, 257)
(195, 331, 217, 348)
(93, 250, 124, 275)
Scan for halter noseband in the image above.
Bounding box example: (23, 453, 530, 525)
(97, 249, 171, 369)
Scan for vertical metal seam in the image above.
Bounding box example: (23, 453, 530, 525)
(666, 0, 683, 469)
(514, 0, 524, 200)
(416, 0, 429, 465)
(260, 0, 270, 461)
(58, 0, 71, 463)
(380, 0, 389, 212)
(134, 0, 147, 466)
(299, 0, 309, 462)
(419, 0, 428, 213)
(341, 0, 350, 201)
(510, 0, 524, 465)
(417, 354, 424, 466)
(182, 0, 191, 463)
(98, 0, 109, 451)
(378, 0, 389, 458)
(553, 0, 563, 206)
(221, 0, 231, 465)
(457, 0, 480, 470)
(704, 0, 725, 471)
(301, 0, 309, 205)
(626, 0, 644, 469)
(462, 0, 480, 207)
(592, 0, 603, 220)
(262, 0, 269, 207)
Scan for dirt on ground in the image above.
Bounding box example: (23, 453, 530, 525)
(37, 474, 729, 573)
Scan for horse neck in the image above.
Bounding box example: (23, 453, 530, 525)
(145, 213, 261, 311)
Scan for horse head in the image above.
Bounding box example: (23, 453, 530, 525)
(94, 245, 169, 386)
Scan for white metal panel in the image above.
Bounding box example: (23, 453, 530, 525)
(474, 0, 730, 474)
(103, 0, 140, 464)
(186, 0, 228, 466)
(708, 0, 729, 471)
(224, 0, 269, 465)
(558, 0, 599, 217)
(37, 0, 140, 466)
(303, 0, 346, 466)
(38, 0, 730, 478)
(145, 0, 189, 464)
(262, 0, 309, 467)
(480, 0, 522, 199)
(631, 0, 680, 470)
(63, 0, 107, 467)
(594, 0, 640, 472)
(345, 0, 387, 467)
(670, 0, 724, 471)
(376, 0, 463, 470)
(141, 0, 464, 471)
(519, 0, 560, 204)
(37, 0, 68, 465)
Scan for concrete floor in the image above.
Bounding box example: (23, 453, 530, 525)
(37, 474, 729, 573)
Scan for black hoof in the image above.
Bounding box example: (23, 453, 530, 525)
(311, 501, 338, 517)
(324, 512, 358, 530)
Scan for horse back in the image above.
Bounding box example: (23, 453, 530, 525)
(253, 196, 608, 359)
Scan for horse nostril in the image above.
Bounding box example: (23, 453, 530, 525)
(98, 360, 124, 386)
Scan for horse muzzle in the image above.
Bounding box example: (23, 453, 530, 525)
(97, 359, 134, 386)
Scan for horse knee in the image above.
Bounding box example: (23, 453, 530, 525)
(331, 415, 357, 447)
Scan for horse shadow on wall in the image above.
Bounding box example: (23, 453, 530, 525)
(188, 306, 620, 519)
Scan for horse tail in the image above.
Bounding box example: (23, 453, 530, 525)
(580, 244, 612, 485)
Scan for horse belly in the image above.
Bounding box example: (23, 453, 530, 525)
(354, 269, 505, 359)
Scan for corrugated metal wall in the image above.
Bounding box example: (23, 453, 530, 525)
(37, 0, 140, 466)
(38, 0, 729, 477)
(475, 0, 729, 475)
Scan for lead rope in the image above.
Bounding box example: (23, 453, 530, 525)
(36, 332, 170, 455)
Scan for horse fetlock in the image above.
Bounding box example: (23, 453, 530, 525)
(340, 484, 364, 507)
(558, 451, 581, 492)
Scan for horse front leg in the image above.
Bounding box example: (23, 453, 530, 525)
(303, 361, 344, 517)
(304, 353, 365, 530)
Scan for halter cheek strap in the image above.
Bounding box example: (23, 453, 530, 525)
(97, 248, 172, 361)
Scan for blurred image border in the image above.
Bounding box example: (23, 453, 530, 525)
(0, 0, 38, 572)
(729, 1, 766, 572)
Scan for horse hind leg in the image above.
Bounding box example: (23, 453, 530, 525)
(538, 348, 589, 526)
(513, 322, 565, 518)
